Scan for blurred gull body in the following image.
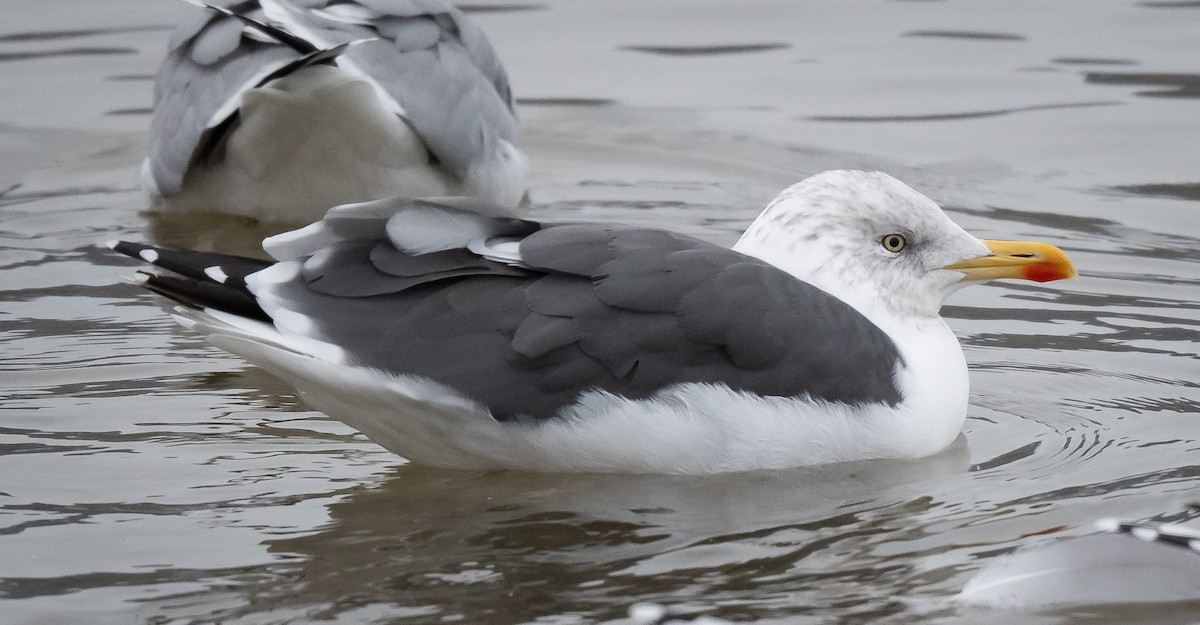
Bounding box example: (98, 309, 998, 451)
(143, 0, 527, 224)
(960, 518, 1200, 608)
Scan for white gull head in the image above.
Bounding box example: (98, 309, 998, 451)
(734, 170, 991, 322)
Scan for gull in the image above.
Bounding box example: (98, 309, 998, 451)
(960, 517, 1200, 607)
(110, 170, 1077, 473)
(143, 0, 527, 224)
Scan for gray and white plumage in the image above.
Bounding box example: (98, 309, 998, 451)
(145, 0, 526, 223)
(959, 518, 1200, 608)
(110, 170, 1076, 473)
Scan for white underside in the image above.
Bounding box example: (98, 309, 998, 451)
(172, 297, 969, 474)
(147, 65, 526, 224)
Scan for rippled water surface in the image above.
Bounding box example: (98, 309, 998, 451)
(2, 1, 1198, 624)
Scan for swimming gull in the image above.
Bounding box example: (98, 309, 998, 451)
(109, 170, 1077, 473)
(960, 517, 1200, 607)
(143, 0, 527, 223)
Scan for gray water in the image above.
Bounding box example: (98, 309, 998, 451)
(2, 1, 1199, 623)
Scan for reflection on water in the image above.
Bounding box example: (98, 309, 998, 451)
(901, 30, 1027, 41)
(1052, 57, 1138, 66)
(519, 97, 618, 107)
(1086, 72, 1200, 98)
(1, 0, 1199, 624)
(620, 44, 791, 56)
(0, 24, 171, 44)
(806, 101, 1120, 123)
(0, 47, 139, 63)
(143, 454, 976, 624)
(457, 3, 548, 14)
(143, 212, 291, 259)
(1110, 182, 1200, 202)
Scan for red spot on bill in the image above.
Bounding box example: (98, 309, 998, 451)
(1024, 263, 1073, 283)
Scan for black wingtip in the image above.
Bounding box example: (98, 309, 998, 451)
(108, 240, 274, 286)
(134, 271, 272, 322)
(109, 240, 162, 264)
(1098, 518, 1200, 554)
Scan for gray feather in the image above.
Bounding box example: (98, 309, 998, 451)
(312, 2, 384, 23)
(356, 0, 453, 18)
(255, 213, 904, 420)
(383, 197, 531, 254)
(149, 0, 518, 196)
(301, 240, 436, 296)
(320, 208, 392, 241)
(190, 15, 246, 65)
(375, 16, 443, 50)
(385, 204, 495, 255)
(511, 313, 579, 359)
(168, 3, 224, 51)
(371, 245, 495, 277)
(149, 40, 298, 194)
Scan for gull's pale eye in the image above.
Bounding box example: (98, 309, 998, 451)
(881, 233, 907, 253)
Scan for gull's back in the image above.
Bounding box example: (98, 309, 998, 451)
(145, 0, 527, 223)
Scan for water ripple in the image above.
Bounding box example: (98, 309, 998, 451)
(0, 47, 137, 63)
(1108, 182, 1200, 202)
(0, 24, 170, 44)
(1086, 72, 1200, 98)
(901, 30, 1026, 41)
(807, 101, 1120, 123)
(620, 43, 790, 57)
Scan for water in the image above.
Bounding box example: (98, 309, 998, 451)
(1, 1, 1198, 623)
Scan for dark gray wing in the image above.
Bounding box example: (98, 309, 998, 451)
(257, 202, 904, 421)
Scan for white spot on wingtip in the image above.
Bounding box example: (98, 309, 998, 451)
(204, 266, 229, 284)
(628, 603, 668, 623)
(139, 249, 159, 263)
(1094, 518, 1120, 532)
(1130, 526, 1159, 542)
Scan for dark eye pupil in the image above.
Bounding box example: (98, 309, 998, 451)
(882, 234, 906, 252)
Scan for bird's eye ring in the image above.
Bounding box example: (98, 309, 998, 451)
(881, 234, 907, 253)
